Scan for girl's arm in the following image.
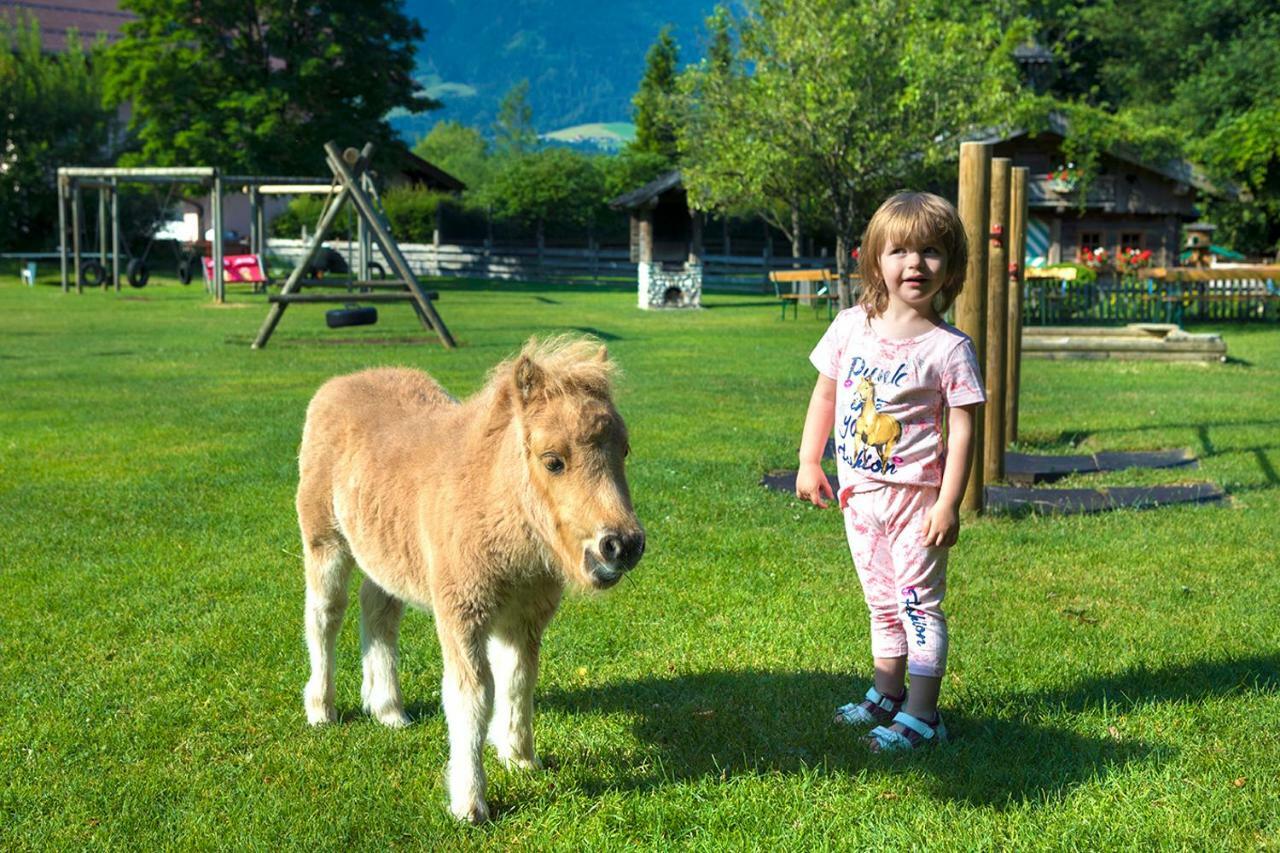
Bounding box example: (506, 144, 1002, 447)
(922, 403, 978, 546)
(796, 374, 837, 508)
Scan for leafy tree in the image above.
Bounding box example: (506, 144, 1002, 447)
(0, 14, 118, 250)
(104, 0, 436, 175)
(484, 148, 604, 242)
(600, 148, 672, 203)
(680, 0, 1026, 306)
(413, 120, 492, 196)
(630, 25, 681, 163)
(493, 80, 538, 158)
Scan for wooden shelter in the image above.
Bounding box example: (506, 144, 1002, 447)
(608, 170, 704, 309)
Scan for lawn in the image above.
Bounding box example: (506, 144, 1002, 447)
(2, 272, 1277, 849)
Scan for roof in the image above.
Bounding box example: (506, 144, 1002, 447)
(608, 170, 683, 210)
(971, 112, 1234, 199)
(4, 0, 134, 52)
(396, 150, 466, 193)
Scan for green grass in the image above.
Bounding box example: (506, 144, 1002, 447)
(2, 272, 1278, 849)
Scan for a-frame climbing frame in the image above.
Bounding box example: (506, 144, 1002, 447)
(251, 141, 457, 349)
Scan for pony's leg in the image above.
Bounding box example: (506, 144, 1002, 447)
(487, 594, 559, 769)
(359, 577, 410, 728)
(303, 539, 353, 725)
(439, 623, 494, 824)
(487, 627, 543, 769)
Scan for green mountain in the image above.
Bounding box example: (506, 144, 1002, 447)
(396, 0, 716, 145)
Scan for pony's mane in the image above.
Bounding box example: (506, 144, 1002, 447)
(489, 335, 618, 399)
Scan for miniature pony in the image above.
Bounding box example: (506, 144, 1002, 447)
(295, 336, 644, 823)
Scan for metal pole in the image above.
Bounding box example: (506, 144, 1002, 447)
(984, 158, 1011, 485)
(71, 180, 83, 294)
(357, 175, 370, 282)
(58, 174, 69, 293)
(955, 141, 991, 513)
(111, 178, 121, 292)
(212, 174, 224, 303)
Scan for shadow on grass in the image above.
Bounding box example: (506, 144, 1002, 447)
(540, 654, 1278, 807)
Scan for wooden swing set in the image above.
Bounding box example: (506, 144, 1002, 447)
(250, 141, 456, 349)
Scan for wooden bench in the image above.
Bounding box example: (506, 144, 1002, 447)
(769, 268, 838, 320)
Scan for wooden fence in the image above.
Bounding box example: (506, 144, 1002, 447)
(264, 239, 842, 293)
(1023, 266, 1280, 325)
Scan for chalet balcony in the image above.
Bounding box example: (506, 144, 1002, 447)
(1029, 173, 1117, 210)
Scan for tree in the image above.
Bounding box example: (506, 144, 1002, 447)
(680, 0, 1026, 306)
(104, 0, 436, 175)
(484, 148, 604, 243)
(493, 80, 538, 158)
(413, 120, 492, 195)
(0, 14, 118, 250)
(630, 26, 681, 163)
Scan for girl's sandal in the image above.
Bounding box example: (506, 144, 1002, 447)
(833, 686, 906, 727)
(865, 711, 947, 752)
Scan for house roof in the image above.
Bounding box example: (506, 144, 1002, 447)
(971, 112, 1234, 199)
(608, 170, 683, 210)
(396, 150, 466, 193)
(4, 0, 134, 52)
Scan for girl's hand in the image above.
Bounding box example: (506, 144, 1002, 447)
(921, 500, 960, 547)
(795, 462, 834, 508)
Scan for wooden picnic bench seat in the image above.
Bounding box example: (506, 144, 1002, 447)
(769, 268, 838, 319)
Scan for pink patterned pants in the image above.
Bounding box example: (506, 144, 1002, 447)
(842, 484, 949, 677)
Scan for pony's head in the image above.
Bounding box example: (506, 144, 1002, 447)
(499, 336, 644, 590)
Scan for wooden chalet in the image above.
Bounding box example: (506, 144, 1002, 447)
(608, 170, 704, 308)
(976, 114, 1233, 269)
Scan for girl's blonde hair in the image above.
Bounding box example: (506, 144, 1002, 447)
(857, 191, 968, 317)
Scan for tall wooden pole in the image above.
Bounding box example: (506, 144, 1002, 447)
(984, 158, 1011, 485)
(1006, 167, 1029, 443)
(954, 142, 991, 513)
(58, 174, 69, 293)
(212, 174, 225, 303)
(110, 179, 120, 292)
(71, 181, 83, 295)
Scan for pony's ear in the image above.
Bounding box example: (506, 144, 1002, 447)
(595, 345, 609, 363)
(514, 355, 544, 404)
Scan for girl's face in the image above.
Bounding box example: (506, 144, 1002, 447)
(878, 236, 947, 314)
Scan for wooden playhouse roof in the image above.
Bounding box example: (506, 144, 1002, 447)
(608, 170, 683, 211)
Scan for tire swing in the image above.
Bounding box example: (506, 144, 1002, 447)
(126, 258, 151, 288)
(325, 303, 377, 328)
(120, 181, 181, 289)
(176, 256, 197, 285)
(80, 260, 107, 288)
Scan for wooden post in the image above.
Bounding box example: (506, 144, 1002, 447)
(688, 210, 703, 266)
(638, 207, 654, 263)
(71, 180, 83, 294)
(1006, 167, 1029, 443)
(97, 187, 108, 269)
(954, 141, 991, 512)
(212, 175, 225, 303)
(110, 179, 120, 292)
(58, 175, 69, 293)
(984, 158, 1011, 485)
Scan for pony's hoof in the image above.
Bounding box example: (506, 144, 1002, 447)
(506, 754, 542, 771)
(374, 709, 411, 729)
(305, 701, 337, 726)
(452, 799, 489, 825)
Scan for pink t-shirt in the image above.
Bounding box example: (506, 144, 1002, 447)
(810, 306, 986, 504)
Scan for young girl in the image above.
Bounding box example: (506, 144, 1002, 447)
(796, 191, 985, 751)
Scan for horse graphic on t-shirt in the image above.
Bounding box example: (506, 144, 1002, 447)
(853, 377, 902, 468)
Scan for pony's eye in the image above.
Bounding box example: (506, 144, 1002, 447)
(542, 454, 565, 474)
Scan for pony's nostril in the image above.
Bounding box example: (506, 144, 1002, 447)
(600, 535, 623, 563)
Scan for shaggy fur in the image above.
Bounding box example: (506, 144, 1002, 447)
(296, 336, 645, 823)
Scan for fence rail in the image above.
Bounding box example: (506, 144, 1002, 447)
(1024, 274, 1280, 325)
(265, 239, 843, 293)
